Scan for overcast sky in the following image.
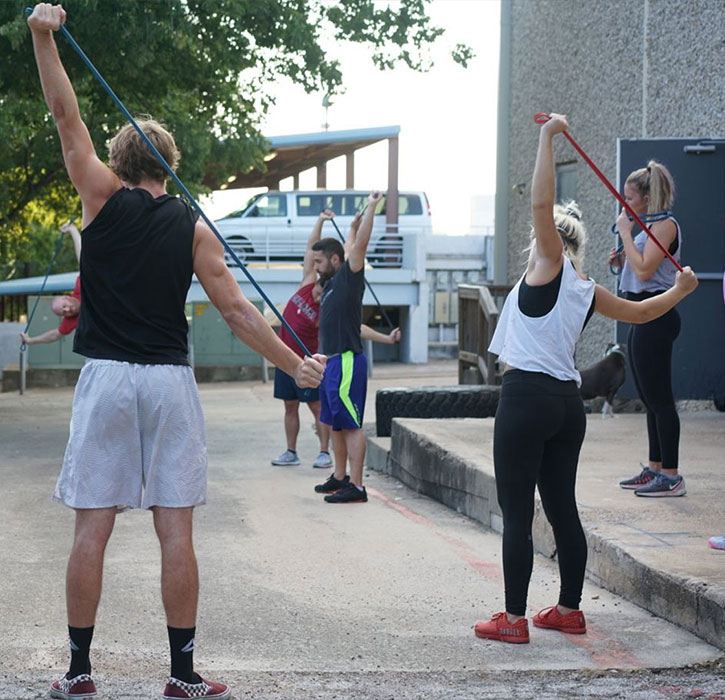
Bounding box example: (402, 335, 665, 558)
(204, 0, 501, 236)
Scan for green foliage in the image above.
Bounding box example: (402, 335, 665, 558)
(0, 0, 469, 281)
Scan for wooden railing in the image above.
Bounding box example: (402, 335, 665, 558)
(457, 283, 513, 385)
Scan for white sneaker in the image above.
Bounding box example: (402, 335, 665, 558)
(312, 451, 333, 468)
(271, 449, 300, 466)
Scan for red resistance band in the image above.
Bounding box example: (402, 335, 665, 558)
(534, 112, 683, 273)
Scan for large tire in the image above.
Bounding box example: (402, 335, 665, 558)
(375, 385, 501, 437)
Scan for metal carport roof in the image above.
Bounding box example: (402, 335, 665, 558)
(208, 125, 400, 190)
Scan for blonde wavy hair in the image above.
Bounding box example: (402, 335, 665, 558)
(526, 200, 587, 271)
(108, 117, 180, 185)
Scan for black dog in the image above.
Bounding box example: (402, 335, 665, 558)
(579, 343, 627, 417)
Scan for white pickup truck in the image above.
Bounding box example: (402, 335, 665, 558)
(213, 189, 432, 268)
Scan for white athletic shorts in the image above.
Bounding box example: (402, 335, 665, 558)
(54, 359, 207, 510)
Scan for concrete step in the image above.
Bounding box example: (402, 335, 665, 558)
(366, 414, 725, 650)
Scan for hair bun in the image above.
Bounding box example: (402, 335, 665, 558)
(562, 200, 581, 221)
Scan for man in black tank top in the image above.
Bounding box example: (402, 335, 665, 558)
(28, 6, 325, 700)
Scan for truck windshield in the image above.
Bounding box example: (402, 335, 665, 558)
(220, 193, 265, 219)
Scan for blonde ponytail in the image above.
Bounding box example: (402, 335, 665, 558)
(625, 160, 675, 214)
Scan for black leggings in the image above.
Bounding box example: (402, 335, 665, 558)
(493, 370, 587, 616)
(626, 302, 681, 470)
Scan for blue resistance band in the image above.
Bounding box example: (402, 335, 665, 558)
(26, 9, 312, 357)
(609, 210, 672, 276)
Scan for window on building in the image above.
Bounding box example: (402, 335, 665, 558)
(556, 162, 578, 204)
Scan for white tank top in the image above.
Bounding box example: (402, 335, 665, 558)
(489, 258, 595, 386)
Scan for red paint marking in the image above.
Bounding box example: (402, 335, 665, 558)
(369, 485, 648, 669)
(367, 487, 432, 526)
(552, 625, 646, 669)
(461, 554, 503, 580)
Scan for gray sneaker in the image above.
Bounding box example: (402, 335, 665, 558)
(619, 465, 658, 489)
(635, 473, 686, 497)
(312, 451, 333, 468)
(271, 449, 300, 466)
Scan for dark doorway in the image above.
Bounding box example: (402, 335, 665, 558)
(616, 138, 725, 405)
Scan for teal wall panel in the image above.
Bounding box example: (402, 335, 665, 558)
(24, 298, 265, 370)
(190, 302, 264, 367)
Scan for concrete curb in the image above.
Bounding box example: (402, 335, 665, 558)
(366, 419, 725, 651)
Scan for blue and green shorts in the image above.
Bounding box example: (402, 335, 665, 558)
(319, 351, 367, 431)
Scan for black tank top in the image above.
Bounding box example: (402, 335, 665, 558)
(74, 187, 198, 365)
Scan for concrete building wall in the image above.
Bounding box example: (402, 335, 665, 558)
(501, 0, 725, 366)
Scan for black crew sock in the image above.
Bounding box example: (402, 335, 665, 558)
(68, 625, 94, 678)
(168, 626, 198, 684)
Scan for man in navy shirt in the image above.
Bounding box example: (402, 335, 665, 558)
(312, 191, 382, 503)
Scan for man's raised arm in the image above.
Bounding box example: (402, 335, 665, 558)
(28, 4, 119, 222)
(302, 209, 334, 283)
(347, 191, 382, 273)
(61, 221, 82, 263)
(343, 212, 363, 260)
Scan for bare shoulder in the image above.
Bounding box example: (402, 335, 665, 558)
(525, 254, 564, 286)
(649, 217, 677, 244)
(193, 218, 224, 261)
(193, 217, 217, 242)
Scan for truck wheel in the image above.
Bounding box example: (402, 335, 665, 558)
(224, 236, 254, 265)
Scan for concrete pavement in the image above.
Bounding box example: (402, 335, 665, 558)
(0, 362, 723, 699)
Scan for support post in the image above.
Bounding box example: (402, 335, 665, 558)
(19, 347, 27, 395)
(346, 151, 355, 189)
(316, 162, 327, 189)
(494, 0, 512, 284)
(386, 137, 399, 232)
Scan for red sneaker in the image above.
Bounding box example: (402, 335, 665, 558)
(474, 612, 529, 644)
(162, 676, 231, 699)
(532, 606, 586, 634)
(50, 673, 97, 699)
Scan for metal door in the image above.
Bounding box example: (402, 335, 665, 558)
(615, 138, 725, 404)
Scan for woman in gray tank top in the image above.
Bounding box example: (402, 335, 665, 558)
(608, 162, 686, 497)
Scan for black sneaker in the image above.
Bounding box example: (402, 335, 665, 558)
(324, 484, 368, 503)
(314, 474, 350, 493)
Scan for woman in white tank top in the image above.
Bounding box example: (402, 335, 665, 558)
(474, 114, 698, 645)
